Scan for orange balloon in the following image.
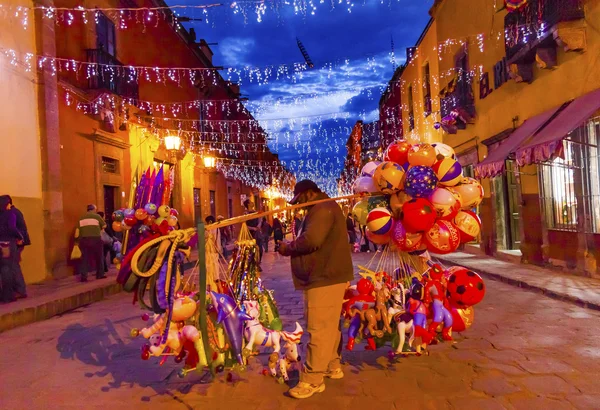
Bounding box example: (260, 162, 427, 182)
(144, 215, 156, 226)
(365, 227, 391, 245)
(112, 221, 123, 233)
(408, 143, 437, 167)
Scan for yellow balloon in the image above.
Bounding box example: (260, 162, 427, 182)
(157, 205, 171, 218)
(167, 215, 178, 227)
(408, 143, 437, 167)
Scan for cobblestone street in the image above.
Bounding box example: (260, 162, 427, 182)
(1, 250, 599, 409)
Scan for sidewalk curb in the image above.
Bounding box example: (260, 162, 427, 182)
(0, 259, 199, 334)
(435, 256, 600, 312)
(0, 282, 123, 334)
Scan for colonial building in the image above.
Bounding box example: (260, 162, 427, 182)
(339, 121, 364, 194)
(339, 120, 383, 194)
(1, 0, 290, 284)
(379, 66, 404, 148)
(386, 0, 600, 276)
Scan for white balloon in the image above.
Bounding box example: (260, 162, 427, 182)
(361, 161, 381, 177)
(353, 176, 379, 194)
(432, 143, 456, 160)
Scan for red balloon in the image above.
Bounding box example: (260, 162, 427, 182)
(391, 221, 424, 252)
(447, 268, 486, 307)
(170, 208, 179, 217)
(423, 220, 461, 254)
(449, 305, 475, 332)
(366, 227, 391, 245)
(124, 215, 137, 226)
(454, 210, 482, 243)
(145, 215, 156, 226)
(401, 198, 437, 233)
(384, 140, 412, 165)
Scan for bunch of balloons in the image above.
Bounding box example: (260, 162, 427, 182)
(112, 204, 179, 235)
(352, 140, 484, 255)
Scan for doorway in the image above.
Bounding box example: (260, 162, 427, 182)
(505, 160, 521, 249)
(493, 161, 521, 251)
(103, 185, 117, 218)
(194, 188, 201, 225)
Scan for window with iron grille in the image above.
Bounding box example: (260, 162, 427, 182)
(423, 63, 432, 117)
(96, 13, 116, 57)
(539, 116, 600, 233)
(101, 156, 119, 174)
(408, 85, 415, 131)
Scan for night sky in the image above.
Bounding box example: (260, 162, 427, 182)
(177, 0, 433, 194)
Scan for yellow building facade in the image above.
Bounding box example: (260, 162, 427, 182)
(0, 0, 47, 283)
(0, 0, 289, 285)
(397, 0, 600, 275)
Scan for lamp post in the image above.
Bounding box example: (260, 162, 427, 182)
(203, 155, 216, 169)
(164, 135, 182, 160)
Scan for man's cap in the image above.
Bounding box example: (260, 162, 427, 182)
(289, 180, 321, 205)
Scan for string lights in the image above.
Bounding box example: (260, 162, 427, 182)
(0, 1, 541, 196)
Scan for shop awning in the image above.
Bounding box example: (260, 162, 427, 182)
(516, 88, 600, 167)
(475, 107, 561, 179)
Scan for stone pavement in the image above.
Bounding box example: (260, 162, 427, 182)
(434, 252, 600, 311)
(0, 251, 199, 333)
(1, 248, 600, 409)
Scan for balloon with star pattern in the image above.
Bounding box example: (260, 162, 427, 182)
(349, 139, 485, 256)
(404, 166, 438, 198)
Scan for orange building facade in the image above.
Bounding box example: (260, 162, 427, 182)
(0, 0, 289, 283)
(378, 0, 600, 276)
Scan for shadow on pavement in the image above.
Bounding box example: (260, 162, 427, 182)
(55, 318, 215, 405)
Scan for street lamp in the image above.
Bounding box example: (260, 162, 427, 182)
(203, 155, 216, 168)
(164, 135, 182, 151)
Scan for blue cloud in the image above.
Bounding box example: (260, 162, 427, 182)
(175, 0, 434, 194)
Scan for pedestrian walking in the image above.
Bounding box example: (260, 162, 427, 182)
(272, 217, 284, 251)
(260, 218, 272, 254)
(243, 199, 259, 237)
(76, 204, 107, 282)
(277, 180, 354, 399)
(7, 196, 28, 299)
(346, 214, 356, 245)
(97, 211, 115, 273)
(0, 195, 24, 303)
(205, 216, 223, 255)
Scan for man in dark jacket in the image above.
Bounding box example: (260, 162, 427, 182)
(76, 204, 107, 282)
(7, 196, 29, 298)
(278, 180, 354, 399)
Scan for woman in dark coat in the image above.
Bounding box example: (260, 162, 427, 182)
(0, 195, 23, 303)
(272, 218, 284, 251)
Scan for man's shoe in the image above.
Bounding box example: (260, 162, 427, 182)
(288, 382, 325, 399)
(81, 277, 88, 282)
(96, 275, 107, 280)
(325, 368, 344, 379)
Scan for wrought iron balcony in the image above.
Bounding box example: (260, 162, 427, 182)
(504, 0, 585, 63)
(440, 75, 475, 128)
(86, 49, 139, 99)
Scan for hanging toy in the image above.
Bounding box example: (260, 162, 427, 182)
(407, 280, 434, 347)
(210, 292, 252, 366)
(242, 300, 303, 378)
(423, 263, 453, 341)
(387, 284, 418, 355)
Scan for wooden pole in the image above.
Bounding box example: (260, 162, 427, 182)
(204, 193, 368, 231)
(196, 221, 213, 374)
